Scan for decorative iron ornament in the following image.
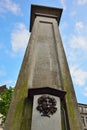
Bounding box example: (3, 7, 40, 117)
(36, 95, 57, 117)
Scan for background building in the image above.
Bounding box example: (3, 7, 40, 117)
(78, 103, 87, 130)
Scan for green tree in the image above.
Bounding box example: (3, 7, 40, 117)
(0, 87, 14, 125)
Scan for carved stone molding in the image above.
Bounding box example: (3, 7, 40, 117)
(36, 95, 57, 117)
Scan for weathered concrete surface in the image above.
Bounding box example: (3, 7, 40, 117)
(28, 17, 62, 90)
(4, 35, 33, 130)
(53, 20, 83, 130)
(4, 5, 83, 130)
(31, 95, 61, 130)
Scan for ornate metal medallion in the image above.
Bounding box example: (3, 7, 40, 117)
(36, 95, 57, 117)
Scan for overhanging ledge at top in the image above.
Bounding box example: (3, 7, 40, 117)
(30, 4, 63, 32)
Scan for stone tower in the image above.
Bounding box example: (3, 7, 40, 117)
(5, 5, 83, 130)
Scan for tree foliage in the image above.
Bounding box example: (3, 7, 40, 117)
(0, 87, 14, 125)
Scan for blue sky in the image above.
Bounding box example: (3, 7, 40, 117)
(0, 0, 87, 104)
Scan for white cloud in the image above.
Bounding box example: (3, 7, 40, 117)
(75, 21, 84, 33)
(60, 22, 68, 32)
(11, 23, 30, 53)
(83, 87, 87, 97)
(69, 21, 87, 51)
(66, 21, 87, 89)
(70, 35, 87, 51)
(78, 0, 87, 5)
(0, 0, 22, 15)
(5, 79, 16, 86)
(70, 11, 77, 17)
(70, 65, 87, 86)
(0, 70, 6, 77)
(0, 44, 5, 49)
(0, 79, 16, 87)
(60, 0, 67, 10)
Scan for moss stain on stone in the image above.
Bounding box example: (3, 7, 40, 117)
(9, 80, 32, 130)
(61, 109, 66, 130)
(20, 98, 32, 130)
(62, 77, 79, 130)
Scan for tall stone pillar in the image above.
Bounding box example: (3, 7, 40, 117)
(5, 5, 83, 130)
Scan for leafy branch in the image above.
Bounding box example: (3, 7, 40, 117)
(0, 87, 14, 125)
